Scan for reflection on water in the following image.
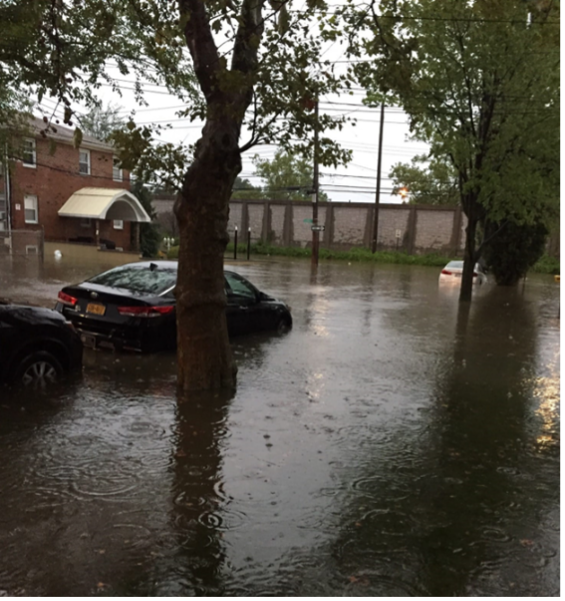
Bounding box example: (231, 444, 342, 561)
(0, 257, 559, 596)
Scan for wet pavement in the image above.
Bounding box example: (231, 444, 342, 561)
(0, 255, 560, 596)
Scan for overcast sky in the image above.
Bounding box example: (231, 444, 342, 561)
(36, 50, 430, 204)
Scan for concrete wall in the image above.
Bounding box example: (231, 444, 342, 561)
(155, 197, 469, 255)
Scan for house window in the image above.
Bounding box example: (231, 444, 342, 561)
(24, 194, 38, 224)
(80, 217, 92, 228)
(22, 138, 36, 168)
(113, 219, 124, 230)
(112, 156, 123, 181)
(79, 149, 90, 175)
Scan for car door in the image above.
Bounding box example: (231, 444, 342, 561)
(0, 309, 13, 380)
(0, 306, 31, 382)
(224, 272, 264, 336)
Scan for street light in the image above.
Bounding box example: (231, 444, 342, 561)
(399, 187, 409, 203)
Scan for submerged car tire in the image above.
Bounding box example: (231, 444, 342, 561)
(14, 351, 64, 388)
(276, 316, 292, 334)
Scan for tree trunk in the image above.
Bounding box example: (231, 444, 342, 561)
(459, 200, 478, 303)
(174, 118, 241, 394)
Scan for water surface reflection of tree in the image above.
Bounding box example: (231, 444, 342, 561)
(288, 286, 558, 596)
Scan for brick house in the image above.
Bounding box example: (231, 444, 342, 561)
(0, 117, 150, 252)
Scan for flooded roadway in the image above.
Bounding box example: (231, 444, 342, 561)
(0, 255, 560, 596)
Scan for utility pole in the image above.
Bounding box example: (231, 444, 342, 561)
(311, 98, 320, 269)
(371, 101, 385, 253)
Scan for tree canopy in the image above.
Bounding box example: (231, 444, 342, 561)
(389, 154, 458, 205)
(232, 149, 329, 201)
(345, 0, 560, 300)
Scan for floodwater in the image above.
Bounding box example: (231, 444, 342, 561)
(0, 254, 560, 596)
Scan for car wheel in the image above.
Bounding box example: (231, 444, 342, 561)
(276, 316, 292, 334)
(15, 351, 64, 388)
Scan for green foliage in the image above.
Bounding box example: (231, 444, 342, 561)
(231, 176, 264, 200)
(1, 1, 196, 153)
(91, 0, 353, 191)
(344, 0, 559, 295)
(231, 149, 331, 201)
(168, 242, 451, 266)
(131, 180, 161, 258)
(389, 154, 458, 205)
(252, 149, 329, 201)
(531, 255, 560, 276)
(483, 219, 550, 285)
(170, 240, 560, 273)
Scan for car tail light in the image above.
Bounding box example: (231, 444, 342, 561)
(473, 272, 478, 277)
(58, 291, 78, 306)
(118, 305, 175, 318)
(441, 269, 452, 275)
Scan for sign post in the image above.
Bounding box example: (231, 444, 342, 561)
(311, 99, 320, 269)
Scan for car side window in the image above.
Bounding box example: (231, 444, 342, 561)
(225, 272, 256, 302)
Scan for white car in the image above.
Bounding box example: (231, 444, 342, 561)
(439, 260, 487, 285)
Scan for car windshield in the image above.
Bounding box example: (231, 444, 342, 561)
(446, 261, 464, 269)
(88, 265, 177, 295)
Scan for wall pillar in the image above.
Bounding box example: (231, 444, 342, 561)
(363, 206, 374, 248)
(324, 203, 334, 248)
(261, 201, 270, 243)
(241, 202, 249, 237)
(407, 205, 417, 254)
(283, 201, 293, 247)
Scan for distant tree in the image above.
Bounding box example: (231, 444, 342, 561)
(389, 155, 458, 205)
(80, 103, 125, 142)
(253, 149, 329, 201)
(231, 176, 263, 200)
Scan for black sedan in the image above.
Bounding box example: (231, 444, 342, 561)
(54, 261, 292, 352)
(0, 302, 83, 388)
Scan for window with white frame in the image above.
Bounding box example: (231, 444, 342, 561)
(112, 156, 123, 181)
(80, 217, 92, 228)
(24, 194, 38, 223)
(22, 138, 36, 167)
(113, 219, 124, 230)
(79, 149, 90, 175)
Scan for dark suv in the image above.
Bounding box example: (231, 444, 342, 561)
(0, 302, 83, 388)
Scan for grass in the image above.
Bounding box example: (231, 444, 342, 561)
(169, 243, 453, 267)
(167, 242, 559, 274)
(530, 254, 560, 275)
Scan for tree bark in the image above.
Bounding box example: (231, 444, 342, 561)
(459, 194, 479, 302)
(174, 117, 242, 393)
(173, 0, 264, 393)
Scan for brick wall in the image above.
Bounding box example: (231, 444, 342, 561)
(333, 205, 368, 247)
(413, 207, 459, 253)
(8, 137, 135, 250)
(152, 197, 559, 258)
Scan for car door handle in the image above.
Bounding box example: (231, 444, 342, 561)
(239, 305, 249, 310)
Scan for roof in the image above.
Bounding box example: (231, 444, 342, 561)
(29, 116, 114, 152)
(58, 188, 151, 223)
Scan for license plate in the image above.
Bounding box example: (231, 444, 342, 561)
(86, 302, 106, 315)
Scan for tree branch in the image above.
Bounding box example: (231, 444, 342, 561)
(232, 0, 268, 75)
(178, 0, 223, 103)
